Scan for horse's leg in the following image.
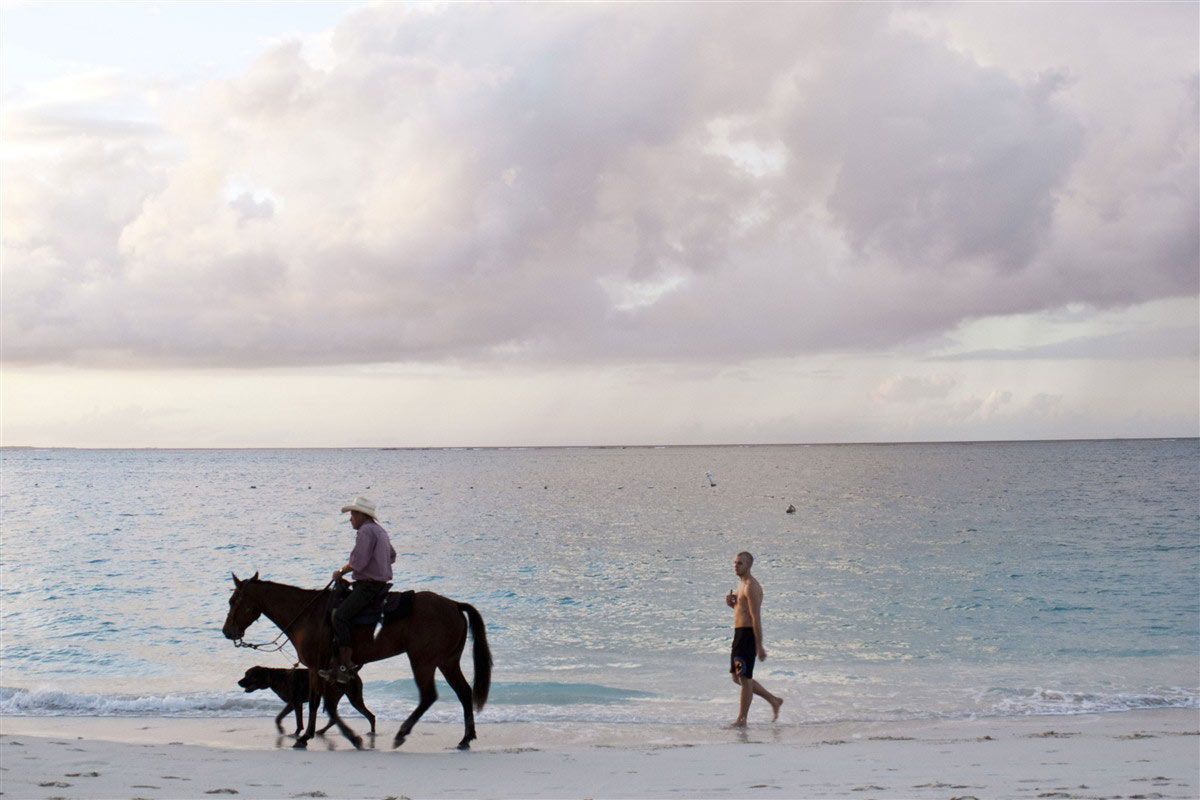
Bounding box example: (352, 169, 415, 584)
(393, 659, 437, 748)
(294, 677, 322, 749)
(291, 701, 304, 736)
(321, 684, 362, 750)
(346, 678, 376, 735)
(439, 660, 476, 750)
(316, 688, 338, 736)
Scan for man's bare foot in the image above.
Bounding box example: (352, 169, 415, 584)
(728, 719, 747, 729)
(769, 696, 783, 721)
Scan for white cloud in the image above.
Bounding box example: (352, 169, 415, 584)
(3, 4, 1196, 370)
(0, 3, 1195, 446)
(600, 273, 688, 313)
(5, 349, 1193, 447)
(931, 297, 1200, 362)
(872, 375, 956, 404)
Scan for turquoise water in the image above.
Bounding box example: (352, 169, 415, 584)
(1, 440, 1196, 725)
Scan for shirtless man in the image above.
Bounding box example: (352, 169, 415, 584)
(725, 551, 783, 726)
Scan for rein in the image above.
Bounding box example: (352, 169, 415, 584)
(232, 579, 335, 652)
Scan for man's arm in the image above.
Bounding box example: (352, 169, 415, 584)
(748, 583, 767, 660)
(335, 529, 371, 580)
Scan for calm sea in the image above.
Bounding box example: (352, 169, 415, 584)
(1, 441, 1197, 726)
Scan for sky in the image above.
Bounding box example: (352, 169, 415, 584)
(1, 1, 1197, 448)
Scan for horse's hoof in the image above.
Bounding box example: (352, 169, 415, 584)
(350, 736, 363, 750)
(293, 739, 308, 750)
(392, 735, 406, 749)
(456, 741, 471, 751)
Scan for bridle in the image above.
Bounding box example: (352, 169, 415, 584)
(230, 579, 335, 652)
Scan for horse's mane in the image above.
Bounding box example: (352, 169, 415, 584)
(240, 576, 325, 596)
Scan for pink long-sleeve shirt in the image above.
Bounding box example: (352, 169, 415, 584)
(347, 520, 396, 582)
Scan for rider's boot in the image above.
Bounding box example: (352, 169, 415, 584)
(333, 645, 358, 684)
(318, 646, 357, 684)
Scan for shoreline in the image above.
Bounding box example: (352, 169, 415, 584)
(2, 708, 1197, 798)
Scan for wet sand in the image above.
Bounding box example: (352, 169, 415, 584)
(2, 709, 1197, 798)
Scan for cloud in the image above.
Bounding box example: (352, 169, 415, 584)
(932, 325, 1200, 362)
(789, 33, 1083, 274)
(229, 191, 275, 224)
(866, 384, 1075, 441)
(872, 375, 956, 404)
(2, 3, 1196, 368)
(1, 401, 190, 448)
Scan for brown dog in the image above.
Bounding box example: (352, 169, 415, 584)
(238, 665, 376, 736)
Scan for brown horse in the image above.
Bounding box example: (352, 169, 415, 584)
(222, 573, 491, 750)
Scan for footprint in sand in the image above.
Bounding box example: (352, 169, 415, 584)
(65, 771, 100, 777)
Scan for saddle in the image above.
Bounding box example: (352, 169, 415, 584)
(330, 583, 415, 628)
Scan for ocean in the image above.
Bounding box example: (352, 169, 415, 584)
(1, 440, 1197, 728)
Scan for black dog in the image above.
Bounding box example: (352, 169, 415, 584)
(238, 666, 376, 736)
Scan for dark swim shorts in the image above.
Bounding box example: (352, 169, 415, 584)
(730, 627, 756, 679)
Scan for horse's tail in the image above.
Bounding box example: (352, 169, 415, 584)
(457, 602, 492, 712)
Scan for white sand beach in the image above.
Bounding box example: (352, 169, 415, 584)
(2, 709, 1196, 799)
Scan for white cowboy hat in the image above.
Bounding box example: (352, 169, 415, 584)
(340, 496, 377, 518)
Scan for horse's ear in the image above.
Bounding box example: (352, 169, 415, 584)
(251, 571, 259, 582)
(232, 572, 241, 586)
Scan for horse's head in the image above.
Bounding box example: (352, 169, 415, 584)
(223, 571, 263, 641)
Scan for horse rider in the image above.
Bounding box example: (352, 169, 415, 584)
(319, 496, 396, 684)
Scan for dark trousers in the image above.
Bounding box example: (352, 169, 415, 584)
(332, 581, 389, 646)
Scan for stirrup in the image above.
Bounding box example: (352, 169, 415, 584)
(317, 662, 353, 683)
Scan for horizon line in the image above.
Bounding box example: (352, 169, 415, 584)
(2, 436, 1197, 451)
